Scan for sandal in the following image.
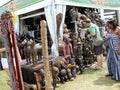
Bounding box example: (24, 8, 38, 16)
(105, 74, 113, 77)
(111, 76, 115, 80)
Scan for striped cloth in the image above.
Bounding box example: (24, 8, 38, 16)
(106, 33, 120, 80)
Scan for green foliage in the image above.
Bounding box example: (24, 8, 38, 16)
(0, 36, 4, 48)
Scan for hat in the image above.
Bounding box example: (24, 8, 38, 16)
(84, 18, 91, 23)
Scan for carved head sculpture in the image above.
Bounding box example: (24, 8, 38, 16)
(63, 24, 70, 38)
(77, 12, 82, 21)
(85, 9, 91, 18)
(80, 14, 87, 20)
(63, 24, 68, 33)
(69, 7, 77, 21)
(56, 13, 63, 38)
(98, 19, 105, 27)
(56, 13, 63, 29)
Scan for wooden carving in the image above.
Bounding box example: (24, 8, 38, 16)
(56, 13, 63, 38)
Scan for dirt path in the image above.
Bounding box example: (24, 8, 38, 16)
(56, 61, 120, 90)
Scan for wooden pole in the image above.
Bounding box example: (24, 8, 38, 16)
(40, 20, 52, 90)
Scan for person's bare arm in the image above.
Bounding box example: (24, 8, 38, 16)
(87, 33, 95, 38)
(0, 48, 6, 53)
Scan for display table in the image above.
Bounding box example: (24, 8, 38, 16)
(21, 63, 44, 90)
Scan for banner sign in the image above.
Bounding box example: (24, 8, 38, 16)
(64, 0, 120, 8)
(0, 0, 43, 14)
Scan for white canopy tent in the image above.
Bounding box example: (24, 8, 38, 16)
(44, 0, 66, 56)
(14, 0, 62, 56)
(15, 0, 120, 56)
(0, 0, 11, 7)
(55, 0, 120, 10)
(12, 0, 65, 56)
(1, 0, 120, 56)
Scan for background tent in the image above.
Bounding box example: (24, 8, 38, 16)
(55, 0, 120, 10)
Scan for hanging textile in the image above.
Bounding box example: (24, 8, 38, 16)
(44, 0, 59, 56)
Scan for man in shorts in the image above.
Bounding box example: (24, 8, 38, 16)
(85, 19, 103, 70)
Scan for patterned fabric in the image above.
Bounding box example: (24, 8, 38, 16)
(106, 34, 120, 80)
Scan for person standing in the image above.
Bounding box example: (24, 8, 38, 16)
(105, 20, 120, 80)
(85, 19, 103, 70)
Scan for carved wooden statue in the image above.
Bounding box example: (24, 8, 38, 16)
(84, 9, 105, 27)
(56, 13, 63, 38)
(21, 39, 42, 65)
(69, 7, 77, 21)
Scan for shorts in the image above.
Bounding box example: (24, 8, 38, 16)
(1, 58, 14, 69)
(1, 58, 26, 69)
(94, 43, 103, 55)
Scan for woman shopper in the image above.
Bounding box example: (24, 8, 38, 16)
(106, 20, 120, 80)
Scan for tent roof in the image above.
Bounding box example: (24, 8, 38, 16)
(55, 0, 120, 10)
(1, 0, 52, 16)
(0, 0, 11, 7)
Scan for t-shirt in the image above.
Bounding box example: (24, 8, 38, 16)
(89, 24, 103, 41)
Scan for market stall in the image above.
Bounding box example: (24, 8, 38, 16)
(1, 0, 120, 90)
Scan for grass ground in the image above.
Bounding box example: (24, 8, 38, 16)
(0, 70, 11, 90)
(56, 61, 120, 90)
(0, 61, 120, 90)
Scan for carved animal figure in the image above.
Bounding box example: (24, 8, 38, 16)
(21, 39, 42, 65)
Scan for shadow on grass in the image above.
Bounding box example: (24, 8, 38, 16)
(93, 76, 120, 86)
(83, 68, 102, 75)
(117, 85, 120, 88)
